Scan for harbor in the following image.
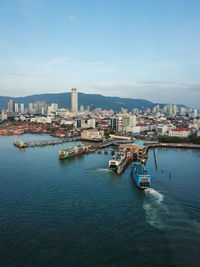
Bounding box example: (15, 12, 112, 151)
(1, 133, 200, 266)
(13, 136, 200, 176)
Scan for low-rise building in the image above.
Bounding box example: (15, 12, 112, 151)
(81, 129, 103, 140)
(169, 128, 193, 138)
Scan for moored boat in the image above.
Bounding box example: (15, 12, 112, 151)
(109, 152, 125, 171)
(131, 162, 151, 189)
(59, 144, 85, 159)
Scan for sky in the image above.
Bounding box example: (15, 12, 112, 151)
(0, 0, 200, 108)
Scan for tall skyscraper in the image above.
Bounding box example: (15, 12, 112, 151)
(29, 103, 35, 114)
(71, 88, 78, 113)
(8, 99, 14, 113)
(20, 103, 25, 113)
(15, 103, 19, 113)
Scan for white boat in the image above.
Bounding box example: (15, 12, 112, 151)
(109, 152, 125, 171)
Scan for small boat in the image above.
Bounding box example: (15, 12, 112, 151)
(131, 162, 151, 189)
(109, 152, 125, 171)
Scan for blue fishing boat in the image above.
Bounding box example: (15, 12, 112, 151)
(131, 162, 151, 189)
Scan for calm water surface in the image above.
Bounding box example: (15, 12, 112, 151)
(0, 134, 200, 266)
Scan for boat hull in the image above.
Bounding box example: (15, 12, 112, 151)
(59, 145, 85, 159)
(131, 162, 151, 190)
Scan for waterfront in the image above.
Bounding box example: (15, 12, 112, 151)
(0, 134, 200, 266)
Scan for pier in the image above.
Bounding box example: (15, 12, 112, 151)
(117, 157, 131, 175)
(144, 142, 200, 152)
(14, 137, 80, 148)
(92, 139, 129, 149)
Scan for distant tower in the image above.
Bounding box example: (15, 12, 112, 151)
(8, 99, 14, 113)
(20, 103, 25, 113)
(71, 88, 78, 113)
(15, 103, 19, 113)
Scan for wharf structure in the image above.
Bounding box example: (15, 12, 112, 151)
(14, 137, 80, 148)
(144, 142, 200, 152)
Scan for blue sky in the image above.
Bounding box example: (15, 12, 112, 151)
(0, 0, 200, 108)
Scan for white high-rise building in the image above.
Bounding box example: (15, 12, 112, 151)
(71, 88, 78, 113)
(15, 103, 19, 113)
(20, 103, 25, 113)
(29, 103, 35, 114)
(194, 109, 198, 118)
(180, 107, 186, 116)
(8, 99, 14, 113)
(80, 105, 84, 112)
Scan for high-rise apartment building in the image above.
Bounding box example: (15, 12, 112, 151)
(80, 105, 84, 112)
(8, 99, 14, 113)
(29, 103, 35, 114)
(71, 88, 78, 113)
(180, 107, 186, 116)
(15, 103, 19, 113)
(194, 109, 198, 118)
(20, 103, 25, 113)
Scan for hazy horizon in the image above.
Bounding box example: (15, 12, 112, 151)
(1, 0, 200, 108)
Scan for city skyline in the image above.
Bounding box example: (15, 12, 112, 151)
(0, 0, 200, 108)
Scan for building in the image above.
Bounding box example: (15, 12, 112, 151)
(193, 109, 198, 118)
(81, 129, 103, 140)
(29, 103, 35, 114)
(180, 107, 186, 116)
(169, 128, 193, 138)
(20, 103, 25, 113)
(0, 109, 7, 121)
(156, 124, 172, 136)
(15, 103, 19, 113)
(110, 117, 122, 131)
(48, 103, 58, 114)
(35, 101, 46, 114)
(80, 105, 84, 112)
(71, 88, 78, 113)
(8, 99, 14, 113)
(90, 104, 95, 112)
(76, 119, 81, 128)
(87, 119, 96, 128)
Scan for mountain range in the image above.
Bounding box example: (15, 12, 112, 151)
(0, 92, 182, 112)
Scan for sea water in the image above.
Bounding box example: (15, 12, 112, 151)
(0, 134, 200, 266)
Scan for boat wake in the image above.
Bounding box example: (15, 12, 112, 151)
(145, 188, 164, 204)
(143, 188, 200, 234)
(98, 168, 111, 172)
(143, 188, 168, 230)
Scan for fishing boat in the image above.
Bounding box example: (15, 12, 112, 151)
(108, 152, 125, 171)
(59, 144, 85, 159)
(131, 162, 151, 189)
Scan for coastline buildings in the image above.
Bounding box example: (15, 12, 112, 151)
(71, 88, 78, 113)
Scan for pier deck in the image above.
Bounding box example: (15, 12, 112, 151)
(144, 142, 200, 152)
(14, 137, 80, 148)
(117, 158, 131, 175)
